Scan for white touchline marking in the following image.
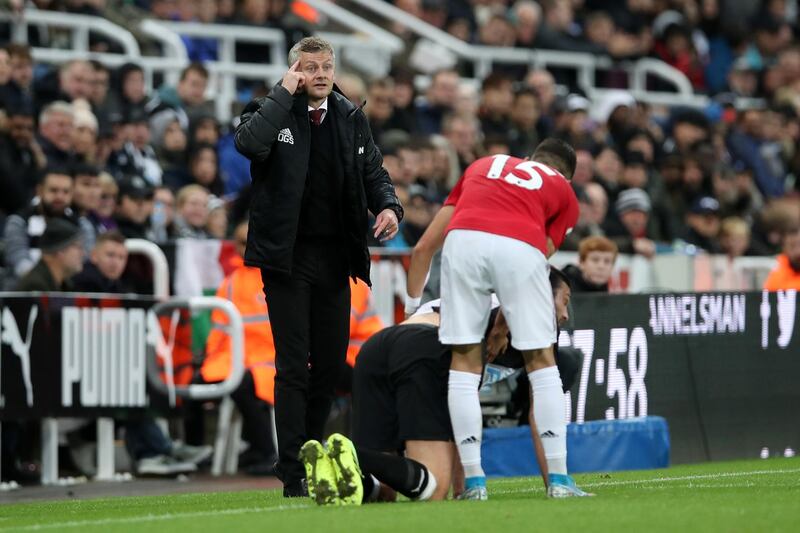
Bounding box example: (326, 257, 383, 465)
(4, 503, 311, 531)
(491, 468, 800, 495)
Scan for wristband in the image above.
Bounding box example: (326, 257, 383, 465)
(405, 295, 421, 315)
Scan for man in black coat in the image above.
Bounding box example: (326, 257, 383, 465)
(234, 36, 403, 497)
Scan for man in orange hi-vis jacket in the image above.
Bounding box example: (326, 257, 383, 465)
(202, 221, 386, 475)
(763, 224, 800, 291)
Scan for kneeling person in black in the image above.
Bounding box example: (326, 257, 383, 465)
(342, 267, 576, 502)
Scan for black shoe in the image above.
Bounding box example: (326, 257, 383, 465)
(283, 478, 309, 498)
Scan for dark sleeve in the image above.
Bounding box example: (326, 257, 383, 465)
(233, 85, 295, 163)
(359, 113, 404, 221)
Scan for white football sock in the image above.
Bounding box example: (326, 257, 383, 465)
(448, 370, 485, 479)
(529, 366, 568, 476)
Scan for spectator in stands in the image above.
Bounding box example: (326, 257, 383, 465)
(415, 69, 459, 134)
(4, 167, 79, 285)
(71, 162, 102, 252)
(719, 217, 753, 260)
(764, 224, 800, 291)
(0, 102, 44, 215)
(593, 145, 623, 202)
(535, 0, 605, 54)
(556, 94, 593, 149)
(365, 78, 395, 147)
(58, 60, 94, 103)
(189, 113, 221, 146)
(561, 184, 604, 251)
(653, 17, 706, 90)
(14, 218, 84, 292)
(525, 70, 556, 128)
(513, 0, 542, 48)
(583, 10, 650, 59)
(442, 113, 481, 173)
(174, 184, 210, 239)
(153, 63, 214, 128)
(727, 107, 786, 198)
(87, 60, 112, 127)
(71, 100, 99, 164)
(151, 109, 190, 189)
(179, 0, 219, 62)
(478, 72, 514, 138)
(563, 236, 618, 293)
(0, 44, 32, 108)
(478, 13, 516, 48)
(95, 172, 119, 232)
(664, 108, 710, 156)
(386, 67, 417, 133)
(337, 73, 367, 107)
(71, 229, 130, 293)
(683, 196, 723, 253)
(188, 143, 224, 196)
(109, 106, 162, 186)
(726, 56, 760, 97)
(507, 87, 540, 158)
(571, 149, 593, 187)
(206, 195, 228, 239)
(114, 175, 154, 239)
(114, 63, 150, 119)
(37, 101, 75, 167)
(150, 185, 177, 243)
(605, 188, 657, 258)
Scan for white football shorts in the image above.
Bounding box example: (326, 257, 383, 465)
(438, 229, 556, 350)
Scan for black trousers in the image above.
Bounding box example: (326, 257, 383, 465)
(261, 240, 351, 483)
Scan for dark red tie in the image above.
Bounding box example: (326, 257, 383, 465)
(309, 109, 324, 126)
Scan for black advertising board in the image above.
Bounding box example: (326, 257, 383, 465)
(564, 290, 800, 463)
(0, 294, 180, 419)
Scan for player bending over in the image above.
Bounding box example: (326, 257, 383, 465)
(406, 138, 589, 499)
(299, 268, 580, 505)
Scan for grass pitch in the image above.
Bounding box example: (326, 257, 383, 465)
(1, 458, 798, 532)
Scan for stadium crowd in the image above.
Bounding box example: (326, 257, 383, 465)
(3, 0, 800, 482)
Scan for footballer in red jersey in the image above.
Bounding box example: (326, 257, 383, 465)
(406, 138, 591, 499)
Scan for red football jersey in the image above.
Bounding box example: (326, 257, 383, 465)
(444, 154, 579, 255)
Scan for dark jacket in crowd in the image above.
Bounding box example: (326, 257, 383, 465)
(562, 264, 610, 293)
(14, 259, 72, 292)
(234, 84, 403, 284)
(71, 261, 132, 294)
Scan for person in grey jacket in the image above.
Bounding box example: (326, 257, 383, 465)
(234, 36, 403, 497)
(3, 167, 81, 288)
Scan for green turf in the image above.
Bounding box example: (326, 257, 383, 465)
(1, 458, 799, 532)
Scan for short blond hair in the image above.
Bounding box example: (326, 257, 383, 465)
(176, 184, 209, 208)
(720, 217, 750, 238)
(288, 36, 335, 65)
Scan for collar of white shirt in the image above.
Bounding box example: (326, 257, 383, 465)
(308, 98, 329, 124)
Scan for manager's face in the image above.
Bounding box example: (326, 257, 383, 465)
(300, 50, 335, 102)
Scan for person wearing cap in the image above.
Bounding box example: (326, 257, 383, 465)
(70, 99, 99, 165)
(108, 106, 162, 187)
(683, 196, 723, 253)
(558, 93, 593, 149)
(604, 187, 657, 258)
(14, 218, 84, 292)
(114, 174, 155, 239)
(727, 56, 760, 98)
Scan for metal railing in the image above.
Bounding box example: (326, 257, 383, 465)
(342, 0, 709, 108)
